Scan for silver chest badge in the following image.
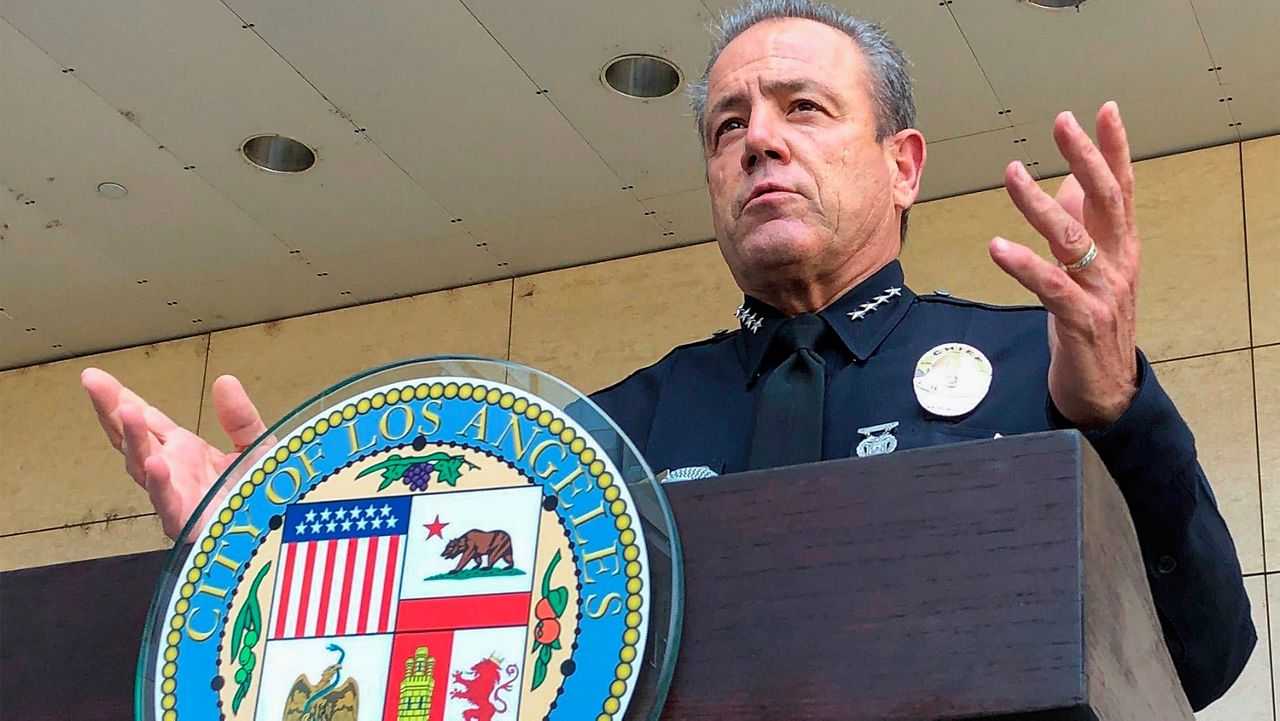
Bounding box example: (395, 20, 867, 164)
(913, 342, 993, 417)
(856, 421, 900, 457)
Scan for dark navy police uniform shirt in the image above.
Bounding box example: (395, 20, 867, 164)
(589, 260, 1255, 711)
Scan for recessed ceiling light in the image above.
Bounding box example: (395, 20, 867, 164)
(97, 181, 127, 198)
(1020, 0, 1087, 9)
(601, 55, 682, 99)
(240, 134, 316, 173)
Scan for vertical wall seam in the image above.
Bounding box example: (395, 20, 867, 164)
(1240, 142, 1267, 576)
(506, 278, 516, 361)
(194, 333, 213, 437)
(1239, 141, 1275, 721)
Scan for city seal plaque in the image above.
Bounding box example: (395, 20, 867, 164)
(140, 358, 682, 721)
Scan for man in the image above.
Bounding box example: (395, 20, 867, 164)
(81, 0, 1253, 709)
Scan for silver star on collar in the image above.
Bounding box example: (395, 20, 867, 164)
(734, 304, 765, 334)
(847, 287, 903, 322)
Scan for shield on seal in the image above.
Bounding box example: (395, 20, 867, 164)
(381, 486, 541, 720)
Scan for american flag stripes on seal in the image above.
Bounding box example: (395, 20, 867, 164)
(268, 496, 411, 640)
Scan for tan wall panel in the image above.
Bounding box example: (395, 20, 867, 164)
(1195, 575, 1272, 720)
(1154, 351, 1262, 575)
(0, 514, 170, 571)
(1256, 345, 1280, 573)
(1133, 145, 1249, 361)
(200, 280, 513, 451)
(1271, 575, 1280, 721)
(510, 243, 741, 394)
(1244, 136, 1280, 345)
(0, 337, 208, 535)
(901, 185, 1039, 305)
(906, 145, 1248, 362)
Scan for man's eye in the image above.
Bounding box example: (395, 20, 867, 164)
(793, 100, 820, 113)
(715, 118, 745, 140)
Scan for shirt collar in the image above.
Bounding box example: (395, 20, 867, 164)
(737, 260, 916, 384)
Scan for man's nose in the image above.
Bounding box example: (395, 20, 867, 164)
(742, 110, 790, 172)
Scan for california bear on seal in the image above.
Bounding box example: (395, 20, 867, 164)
(442, 529, 515, 573)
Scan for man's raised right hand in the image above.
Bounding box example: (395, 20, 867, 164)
(80, 368, 268, 541)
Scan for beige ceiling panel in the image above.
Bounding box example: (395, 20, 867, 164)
(646, 187, 716, 246)
(0, 335, 208, 534)
(315, 231, 509, 305)
(1226, 74, 1280, 142)
(0, 514, 172, 571)
(1016, 93, 1237, 181)
(170, 259, 363, 334)
(1152, 351, 1262, 575)
(0, 286, 201, 369)
(510, 242, 739, 394)
(461, 0, 714, 199)
(0, 20, 284, 280)
(0, 184, 139, 326)
(200, 279, 512, 450)
(1, 0, 457, 258)
(951, 0, 1219, 125)
(224, 0, 622, 224)
(469, 200, 670, 275)
(918, 127, 1033, 202)
(1191, 0, 1280, 84)
(1243, 135, 1280, 346)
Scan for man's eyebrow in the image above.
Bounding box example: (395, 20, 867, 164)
(704, 78, 840, 131)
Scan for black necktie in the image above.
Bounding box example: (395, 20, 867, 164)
(747, 313, 828, 470)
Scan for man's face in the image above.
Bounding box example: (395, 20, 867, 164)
(702, 19, 903, 296)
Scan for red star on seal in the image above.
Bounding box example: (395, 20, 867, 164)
(424, 514, 448, 540)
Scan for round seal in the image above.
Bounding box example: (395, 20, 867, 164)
(150, 374, 656, 721)
(912, 343, 993, 417)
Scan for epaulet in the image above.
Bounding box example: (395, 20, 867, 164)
(590, 328, 739, 397)
(914, 290, 1044, 313)
(668, 327, 740, 350)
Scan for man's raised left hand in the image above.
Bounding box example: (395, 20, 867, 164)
(989, 101, 1140, 429)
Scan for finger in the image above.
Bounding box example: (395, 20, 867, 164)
(81, 367, 127, 449)
(1054, 175, 1085, 225)
(989, 236, 1092, 321)
(1052, 111, 1126, 245)
(1096, 102, 1135, 218)
(143, 455, 186, 540)
(1003, 161, 1101, 283)
(1095, 101, 1139, 266)
(120, 404, 158, 489)
(142, 405, 180, 441)
(212, 375, 267, 451)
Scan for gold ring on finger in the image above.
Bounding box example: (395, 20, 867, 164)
(1059, 240, 1098, 273)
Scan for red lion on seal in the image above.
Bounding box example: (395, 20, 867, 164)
(450, 658, 518, 721)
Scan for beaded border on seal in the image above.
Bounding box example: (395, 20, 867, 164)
(157, 380, 646, 721)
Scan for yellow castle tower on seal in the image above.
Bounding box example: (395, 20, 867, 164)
(396, 646, 436, 720)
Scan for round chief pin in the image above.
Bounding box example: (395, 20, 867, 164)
(913, 342, 993, 417)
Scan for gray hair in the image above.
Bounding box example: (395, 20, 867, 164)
(688, 0, 917, 240)
(689, 0, 915, 141)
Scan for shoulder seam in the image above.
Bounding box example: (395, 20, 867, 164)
(589, 329, 738, 397)
(914, 294, 1045, 313)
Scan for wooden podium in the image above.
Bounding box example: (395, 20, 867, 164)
(659, 430, 1193, 720)
(0, 431, 1193, 720)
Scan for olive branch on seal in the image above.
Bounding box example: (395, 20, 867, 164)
(229, 562, 271, 713)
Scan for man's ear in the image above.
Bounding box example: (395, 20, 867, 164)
(886, 128, 926, 212)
